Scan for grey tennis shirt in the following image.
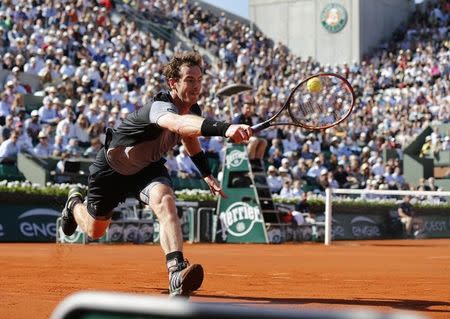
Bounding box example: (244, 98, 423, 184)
(106, 100, 182, 176)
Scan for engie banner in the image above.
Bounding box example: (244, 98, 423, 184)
(0, 204, 61, 242)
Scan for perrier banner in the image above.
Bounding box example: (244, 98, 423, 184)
(216, 144, 268, 243)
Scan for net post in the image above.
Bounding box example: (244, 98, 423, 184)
(324, 188, 332, 246)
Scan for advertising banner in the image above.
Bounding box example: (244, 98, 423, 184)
(0, 205, 61, 242)
(215, 144, 268, 243)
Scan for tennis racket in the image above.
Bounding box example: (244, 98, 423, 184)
(251, 73, 355, 132)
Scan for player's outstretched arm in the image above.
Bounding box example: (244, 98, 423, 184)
(157, 113, 252, 142)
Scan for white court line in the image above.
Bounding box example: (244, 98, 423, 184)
(428, 256, 450, 259)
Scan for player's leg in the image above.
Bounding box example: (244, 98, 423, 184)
(61, 185, 113, 239)
(61, 149, 121, 239)
(147, 183, 183, 253)
(140, 176, 203, 297)
(73, 203, 111, 239)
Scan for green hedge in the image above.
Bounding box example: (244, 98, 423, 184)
(1, 180, 449, 213)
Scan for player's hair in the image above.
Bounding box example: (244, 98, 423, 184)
(163, 51, 203, 80)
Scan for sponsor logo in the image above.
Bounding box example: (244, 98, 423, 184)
(321, 3, 348, 33)
(0, 224, 4, 237)
(424, 220, 447, 233)
(108, 223, 123, 242)
(18, 209, 60, 238)
(226, 150, 247, 169)
(331, 217, 345, 239)
(219, 202, 263, 237)
(351, 216, 381, 238)
(267, 227, 282, 244)
(139, 223, 153, 242)
(123, 223, 139, 242)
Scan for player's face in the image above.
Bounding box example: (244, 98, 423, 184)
(175, 65, 203, 105)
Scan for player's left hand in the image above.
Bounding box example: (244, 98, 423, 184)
(204, 175, 227, 198)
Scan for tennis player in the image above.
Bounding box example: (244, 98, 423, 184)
(60, 51, 252, 296)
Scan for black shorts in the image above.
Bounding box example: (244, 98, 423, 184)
(86, 148, 171, 220)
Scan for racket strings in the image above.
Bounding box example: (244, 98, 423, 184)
(290, 75, 353, 128)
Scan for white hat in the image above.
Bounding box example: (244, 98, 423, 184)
(320, 168, 328, 175)
(38, 131, 47, 139)
(267, 165, 277, 172)
(279, 167, 289, 173)
(281, 158, 289, 165)
(31, 110, 39, 117)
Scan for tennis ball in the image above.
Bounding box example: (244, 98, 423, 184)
(307, 77, 323, 93)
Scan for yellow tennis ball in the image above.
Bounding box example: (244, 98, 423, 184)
(307, 77, 323, 93)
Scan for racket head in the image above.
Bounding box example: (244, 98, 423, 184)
(286, 73, 355, 130)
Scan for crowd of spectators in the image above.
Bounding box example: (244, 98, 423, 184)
(0, 0, 448, 198)
(0, 0, 170, 166)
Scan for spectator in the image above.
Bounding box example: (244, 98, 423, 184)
(279, 179, 294, 199)
(65, 137, 83, 157)
(0, 130, 19, 164)
(34, 131, 53, 158)
(292, 192, 316, 226)
(14, 122, 33, 153)
(176, 145, 200, 178)
(55, 152, 71, 175)
(291, 158, 308, 181)
(419, 135, 433, 157)
(307, 157, 325, 179)
(0, 114, 14, 143)
(164, 150, 179, 177)
(232, 99, 267, 161)
(0, 92, 12, 120)
(397, 195, 423, 238)
(83, 137, 102, 158)
(278, 166, 292, 183)
(266, 165, 282, 193)
(73, 114, 91, 147)
(24, 110, 41, 144)
(38, 96, 59, 125)
(52, 135, 67, 157)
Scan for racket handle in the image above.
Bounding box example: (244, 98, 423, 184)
(251, 122, 270, 133)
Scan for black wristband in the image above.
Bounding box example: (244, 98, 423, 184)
(190, 151, 212, 177)
(201, 119, 231, 137)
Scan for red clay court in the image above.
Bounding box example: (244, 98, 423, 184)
(1, 239, 449, 319)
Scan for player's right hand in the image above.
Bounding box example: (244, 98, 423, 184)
(225, 124, 252, 143)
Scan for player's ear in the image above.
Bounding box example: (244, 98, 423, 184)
(167, 78, 178, 90)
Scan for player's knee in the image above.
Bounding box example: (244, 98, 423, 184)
(158, 194, 177, 220)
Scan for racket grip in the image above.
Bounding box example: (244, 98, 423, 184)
(251, 122, 270, 133)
